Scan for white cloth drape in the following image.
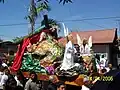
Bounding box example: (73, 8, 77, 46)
(60, 41, 74, 71)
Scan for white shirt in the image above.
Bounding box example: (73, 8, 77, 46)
(14, 76, 23, 87)
(81, 85, 90, 90)
(105, 67, 110, 72)
(0, 72, 4, 89)
(100, 58, 106, 67)
(0, 72, 4, 81)
(0, 74, 8, 85)
(0, 74, 8, 89)
(2, 63, 8, 67)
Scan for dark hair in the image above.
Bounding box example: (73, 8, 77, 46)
(95, 54, 100, 60)
(4, 66, 8, 69)
(0, 66, 4, 71)
(30, 71, 36, 75)
(101, 55, 104, 58)
(5, 74, 17, 90)
(30, 71, 37, 81)
(101, 69, 107, 73)
(56, 81, 65, 88)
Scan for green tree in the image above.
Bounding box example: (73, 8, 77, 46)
(25, 0, 38, 35)
(25, 0, 51, 34)
(0, 0, 4, 3)
(12, 36, 23, 43)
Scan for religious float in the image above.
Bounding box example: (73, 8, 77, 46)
(10, 15, 105, 88)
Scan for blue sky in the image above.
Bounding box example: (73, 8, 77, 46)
(0, 0, 120, 40)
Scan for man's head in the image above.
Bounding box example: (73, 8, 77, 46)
(30, 71, 37, 81)
(109, 64, 112, 69)
(0, 66, 4, 72)
(4, 67, 10, 75)
(2, 58, 7, 64)
(56, 81, 66, 90)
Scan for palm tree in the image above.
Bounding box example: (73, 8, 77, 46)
(25, 0, 37, 34)
(0, 0, 4, 3)
(25, 0, 51, 34)
(37, 0, 72, 5)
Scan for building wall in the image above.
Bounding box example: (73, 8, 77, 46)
(92, 44, 110, 61)
(92, 44, 118, 67)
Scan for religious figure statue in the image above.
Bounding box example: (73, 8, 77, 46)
(60, 41, 75, 71)
(76, 34, 92, 56)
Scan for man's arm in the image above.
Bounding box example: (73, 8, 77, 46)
(24, 80, 30, 90)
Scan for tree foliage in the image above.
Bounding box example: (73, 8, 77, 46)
(12, 36, 23, 43)
(25, 0, 51, 34)
(37, 0, 72, 5)
(0, 0, 4, 3)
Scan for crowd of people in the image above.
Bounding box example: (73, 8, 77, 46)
(0, 55, 67, 90)
(0, 65, 66, 90)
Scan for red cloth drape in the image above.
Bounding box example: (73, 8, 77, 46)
(11, 29, 50, 72)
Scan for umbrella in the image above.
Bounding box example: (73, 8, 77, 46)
(90, 69, 120, 90)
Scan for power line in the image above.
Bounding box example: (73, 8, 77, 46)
(59, 16, 120, 22)
(0, 16, 120, 27)
(81, 20, 106, 28)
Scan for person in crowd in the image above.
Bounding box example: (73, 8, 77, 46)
(0, 66, 4, 81)
(0, 66, 4, 90)
(4, 74, 17, 90)
(100, 55, 106, 69)
(24, 71, 39, 90)
(14, 70, 26, 88)
(0, 67, 10, 89)
(47, 76, 57, 90)
(74, 44, 81, 63)
(1, 58, 8, 68)
(108, 64, 113, 70)
(56, 81, 66, 90)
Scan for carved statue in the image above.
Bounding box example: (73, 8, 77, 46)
(60, 41, 75, 71)
(76, 34, 92, 56)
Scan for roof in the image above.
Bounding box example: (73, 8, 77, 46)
(58, 28, 117, 46)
